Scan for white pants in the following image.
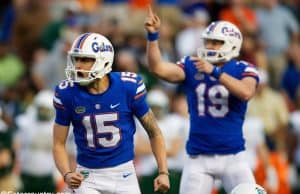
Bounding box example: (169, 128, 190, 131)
(180, 151, 255, 194)
(74, 161, 141, 194)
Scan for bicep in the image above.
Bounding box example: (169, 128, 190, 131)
(241, 77, 258, 97)
(53, 123, 70, 145)
(154, 62, 185, 83)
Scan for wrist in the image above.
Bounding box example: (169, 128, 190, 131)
(210, 66, 223, 80)
(63, 171, 73, 182)
(147, 31, 159, 41)
(158, 171, 169, 176)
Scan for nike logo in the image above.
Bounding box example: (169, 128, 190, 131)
(110, 103, 120, 109)
(122, 172, 132, 178)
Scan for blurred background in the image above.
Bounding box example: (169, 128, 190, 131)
(0, 0, 299, 193)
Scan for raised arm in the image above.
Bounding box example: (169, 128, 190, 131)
(138, 110, 170, 193)
(144, 6, 185, 83)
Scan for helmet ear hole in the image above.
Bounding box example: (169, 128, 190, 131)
(104, 62, 110, 68)
(91, 72, 97, 78)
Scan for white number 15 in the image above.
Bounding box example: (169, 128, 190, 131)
(82, 113, 121, 148)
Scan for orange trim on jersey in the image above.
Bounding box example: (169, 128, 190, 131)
(53, 101, 65, 110)
(178, 63, 184, 69)
(242, 72, 258, 77)
(134, 91, 146, 99)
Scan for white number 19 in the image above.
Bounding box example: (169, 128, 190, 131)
(196, 83, 229, 117)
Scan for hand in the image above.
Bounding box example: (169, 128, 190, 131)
(65, 172, 84, 189)
(144, 5, 161, 33)
(154, 174, 170, 193)
(191, 56, 214, 74)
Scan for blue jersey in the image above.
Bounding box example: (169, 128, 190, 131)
(53, 72, 149, 168)
(177, 57, 259, 155)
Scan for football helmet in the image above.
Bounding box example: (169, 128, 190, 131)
(230, 183, 267, 194)
(34, 90, 55, 121)
(147, 89, 169, 108)
(66, 33, 114, 85)
(34, 90, 54, 109)
(147, 89, 169, 118)
(198, 21, 242, 63)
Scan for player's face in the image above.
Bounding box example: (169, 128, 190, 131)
(74, 57, 96, 78)
(203, 39, 224, 50)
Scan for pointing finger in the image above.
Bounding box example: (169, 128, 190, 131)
(147, 4, 154, 18)
(190, 56, 200, 62)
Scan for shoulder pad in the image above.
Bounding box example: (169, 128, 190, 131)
(237, 60, 255, 67)
(54, 80, 76, 109)
(176, 56, 189, 67)
(56, 80, 76, 91)
(119, 72, 140, 84)
(120, 72, 146, 99)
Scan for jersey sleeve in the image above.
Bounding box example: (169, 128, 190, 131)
(122, 72, 149, 118)
(239, 61, 260, 84)
(176, 56, 191, 83)
(53, 81, 73, 126)
(176, 56, 188, 70)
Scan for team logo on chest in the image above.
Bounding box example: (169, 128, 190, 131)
(75, 106, 86, 114)
(194, 73, 204, 80)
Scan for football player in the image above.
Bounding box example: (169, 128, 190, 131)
(16, 90, 56, 192)
(52, 33, 170, 194)
(144, 6, 259, 194)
